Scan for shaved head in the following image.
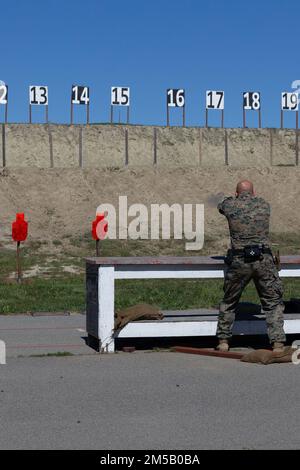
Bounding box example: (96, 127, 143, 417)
(236, 180, 254, 196)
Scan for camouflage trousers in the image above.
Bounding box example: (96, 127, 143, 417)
(217, 253, 286, 344)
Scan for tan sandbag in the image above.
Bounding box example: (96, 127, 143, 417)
(115, 303, 163, 330)
(241, 346, 296, 365)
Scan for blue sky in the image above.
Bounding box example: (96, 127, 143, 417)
(0, 0, 299, 127)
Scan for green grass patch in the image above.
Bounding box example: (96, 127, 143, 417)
(115, 278, 300, 310)
(0, 277, 85, 314)
(0, 246, 50, 279)
(1, 275, 300, 314)
(1, 233, 300, 314)
(29, 352, 74, 357)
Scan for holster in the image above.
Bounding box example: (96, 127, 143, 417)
(273, 250, 281, 271)
(224, 249, 234, 265)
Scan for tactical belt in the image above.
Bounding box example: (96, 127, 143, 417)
(231, 246, 272, 257)
(225, 245, 273, 265)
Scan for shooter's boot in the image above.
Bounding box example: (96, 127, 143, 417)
(216, 339, 229, 352)
(272, 342, 285, 353)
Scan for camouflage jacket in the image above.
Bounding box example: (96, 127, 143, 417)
(218, 191, 271, 250)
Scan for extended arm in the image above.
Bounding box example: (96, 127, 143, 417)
(218, 196, 233, 215)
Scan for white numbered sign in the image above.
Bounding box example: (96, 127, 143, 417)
(243, 91, 260, 110)
(111, 87, 130, 106)
(72, 86, 89, 105)
(167, 89, 185, 107)
(0, 84, 8, 105)
(29, 86, 48, 105)
(206, 90, 224, 109)
(281, 92, 298, 111)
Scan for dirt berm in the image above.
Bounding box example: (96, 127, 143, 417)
(0, 167, 298, 249)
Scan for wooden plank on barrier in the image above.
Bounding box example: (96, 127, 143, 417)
(173, 346, 246, 360)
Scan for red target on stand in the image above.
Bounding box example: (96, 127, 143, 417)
(91, 212, 108, 256)
(12, 213, 28, 283)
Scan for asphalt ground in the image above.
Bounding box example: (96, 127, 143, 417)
(0, 313, 93, 357)
(0, 351, 299, 450)
(0, 313, 299, 450)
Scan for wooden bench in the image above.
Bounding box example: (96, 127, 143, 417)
(85, 255, 300, 352)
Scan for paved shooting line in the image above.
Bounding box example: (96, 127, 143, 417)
(0, 353, 299, 450)
(0, 311, 217, 358)
(1, 310, 299, 358)
(0, 314, 95, 357)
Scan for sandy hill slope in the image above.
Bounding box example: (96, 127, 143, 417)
(0, 166, 299, 250)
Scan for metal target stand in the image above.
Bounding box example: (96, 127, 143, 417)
(243, 107, 261, 128)
(280, 108, 299, 130)
(110, 105, 130, 124)
(29, 104, 48, 124)
(280, 92, 299, 129)
(166, 89, 185, 127)
(110, 87, 130, 124)
(205, 108, 224, 128)
(70, 85, 90, 125)
(29, 86, 49, 124)
(205, 91, 224, 128)
(242, 92, 261, 128)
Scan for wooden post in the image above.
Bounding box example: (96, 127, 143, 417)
(16, 241, 22, 283)
(79, 126, 83, 168)
(125, 128, 129, 165)
(296, 128, 299, 166)
(258, 109, 262, 128)
(167, 99, 170, 127)
(224, 129, 228, 166)
(5, 86, 8, 124)
(2, 124, 5, 167)
(48, 124, 54, 168)
(87, 101, 90, 124)
(270, 128, 273, 166)
(153, 128, 157, 165)
(70, 87, 74, 125)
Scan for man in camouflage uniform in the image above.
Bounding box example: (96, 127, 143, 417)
(216, 180, 286, 353)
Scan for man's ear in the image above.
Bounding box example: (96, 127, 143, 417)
(235, 192, 238, 197)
